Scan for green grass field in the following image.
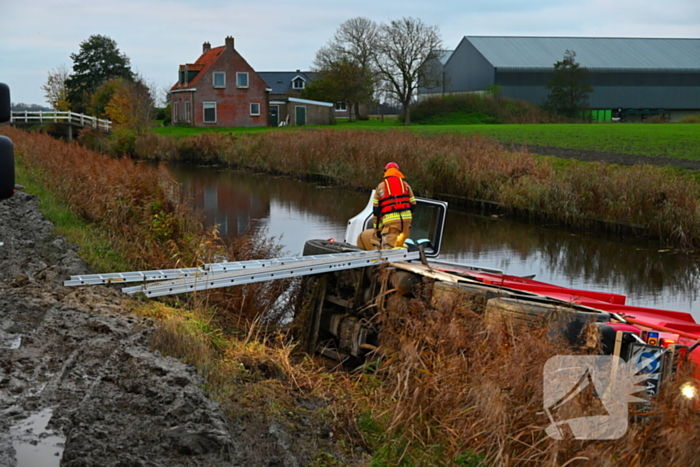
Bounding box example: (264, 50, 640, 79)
(152, 119, 700, 160)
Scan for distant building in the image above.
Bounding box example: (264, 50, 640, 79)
(258, 71, 335, 125)
(170, 36, 270, 127)
(419, 36, 700, 122)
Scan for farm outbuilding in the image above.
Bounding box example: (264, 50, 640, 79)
(420, 36, 700, 122)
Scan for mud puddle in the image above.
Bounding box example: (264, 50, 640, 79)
(10, 407, 64, 467)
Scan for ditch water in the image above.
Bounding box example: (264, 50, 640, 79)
(168, 165, 700, 321)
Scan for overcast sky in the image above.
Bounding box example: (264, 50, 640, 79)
(1, 0, 698, 106)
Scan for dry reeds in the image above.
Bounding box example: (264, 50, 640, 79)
(356, 279, 700, 466)
(131, 127, 700, 248)
(2, 127, 293, 328)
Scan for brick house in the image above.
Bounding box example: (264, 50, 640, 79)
(170, 37, 270, 127)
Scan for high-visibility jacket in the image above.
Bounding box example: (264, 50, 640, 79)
(379, 176, 413, 215)
(373, 174, 415, 224)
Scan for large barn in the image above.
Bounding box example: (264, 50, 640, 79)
(420, 36, 700, 122)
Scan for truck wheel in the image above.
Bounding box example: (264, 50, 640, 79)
(484, 297, 610, 344)
(0, 136, 15, 200)
(302, 239, 360, 256)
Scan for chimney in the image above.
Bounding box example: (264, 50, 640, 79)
(202, 42, 211, 54)
(225, 36, 234, 50)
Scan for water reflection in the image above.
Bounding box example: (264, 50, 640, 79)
(168, 165, 366, 254)
(168, 165, 700, 320)
(440, 211, 700, 317)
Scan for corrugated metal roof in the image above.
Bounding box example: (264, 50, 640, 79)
(288, 97, 333, 107)
(466, 36, 700, 71)
(437, 50, 454, 65)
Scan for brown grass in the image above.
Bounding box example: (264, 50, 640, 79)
(2, 127, 293, 326)
(133, 128, 700, 247)
(354, 278, 700, 466)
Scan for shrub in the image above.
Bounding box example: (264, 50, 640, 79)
(109, 127, 137, 157)
(647, 114, 668, 124)
(76, 128, 109, 153)
(411, 93, 566, 125)
(162, 104, 172, 126)
(134, 132, 178, 161)
(677, 115, 700, 124)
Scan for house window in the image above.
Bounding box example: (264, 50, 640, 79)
(203, 102, 216, 123)
(173, 102, 179, 122)
(184, 101, 191, 122)
(250, 103, 260, 116)
(335, 102, 347, 112)
(292, 77, 305, 90)
(213, 72, 226, 88)
(237, 72, 249, 88)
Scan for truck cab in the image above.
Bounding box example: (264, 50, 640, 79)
(343, 191, 448, 257)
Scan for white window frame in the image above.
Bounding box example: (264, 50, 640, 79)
(292, 77, 305, 90)
(173, 102, 179, 122)
(250, 103, 260, 116)
(335, 101, 347, 112)
(184, 101, 191, 122)
(203, 101, 217, 123)
(213, 72, 226, 88)
(236, 72, 249, 88)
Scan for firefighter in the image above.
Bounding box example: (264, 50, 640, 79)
(356, 227, 381, 251)
(373, 162, 416, 249)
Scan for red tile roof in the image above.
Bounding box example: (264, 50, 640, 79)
(171, 46, 224, 91)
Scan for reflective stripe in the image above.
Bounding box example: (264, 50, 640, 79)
(381, 210, 412, 223)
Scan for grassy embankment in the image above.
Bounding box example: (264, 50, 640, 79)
(3, 127, 365, 464)
(154, 118, 700, 161)
(4, 126, 700, 466)
(135, 126, 700, 249)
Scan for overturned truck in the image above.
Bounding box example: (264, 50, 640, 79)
(301, 193, 700, 407)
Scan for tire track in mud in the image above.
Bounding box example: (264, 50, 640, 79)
(0, 192, 239, 466)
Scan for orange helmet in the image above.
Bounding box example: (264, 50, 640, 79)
(384, 162, 399, 170)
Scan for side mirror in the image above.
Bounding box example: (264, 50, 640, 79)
(0, 83, 10, 123)
(0, 82, 15, 200)
(0, 136, 14, 200)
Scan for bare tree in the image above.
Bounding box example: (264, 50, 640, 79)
(313, 17, 379, 119)
(41, 64, 71, 110)
(333, 17, 379, 71)
(373, 17, 442, 125)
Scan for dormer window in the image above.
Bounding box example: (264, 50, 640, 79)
(292, 76, 305, 90)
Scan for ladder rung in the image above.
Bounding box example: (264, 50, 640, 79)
(123, 250, 418, 297)
(64, 251, 375, 286)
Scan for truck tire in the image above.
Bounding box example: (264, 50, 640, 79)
(0, 136, 15, 200)
(484, 296, 610, 344)
(302, 239, 360, 256)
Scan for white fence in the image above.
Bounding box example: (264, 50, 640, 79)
(10, 111, 112, 132)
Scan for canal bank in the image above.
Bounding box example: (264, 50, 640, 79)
(131, 128, 700, 249)
(168, 165, 700, 321)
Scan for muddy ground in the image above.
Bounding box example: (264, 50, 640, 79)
(0, 191, 362, 466)
(0, 191, 242, 466)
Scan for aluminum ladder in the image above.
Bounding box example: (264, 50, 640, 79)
(64, 249, 419, 298)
